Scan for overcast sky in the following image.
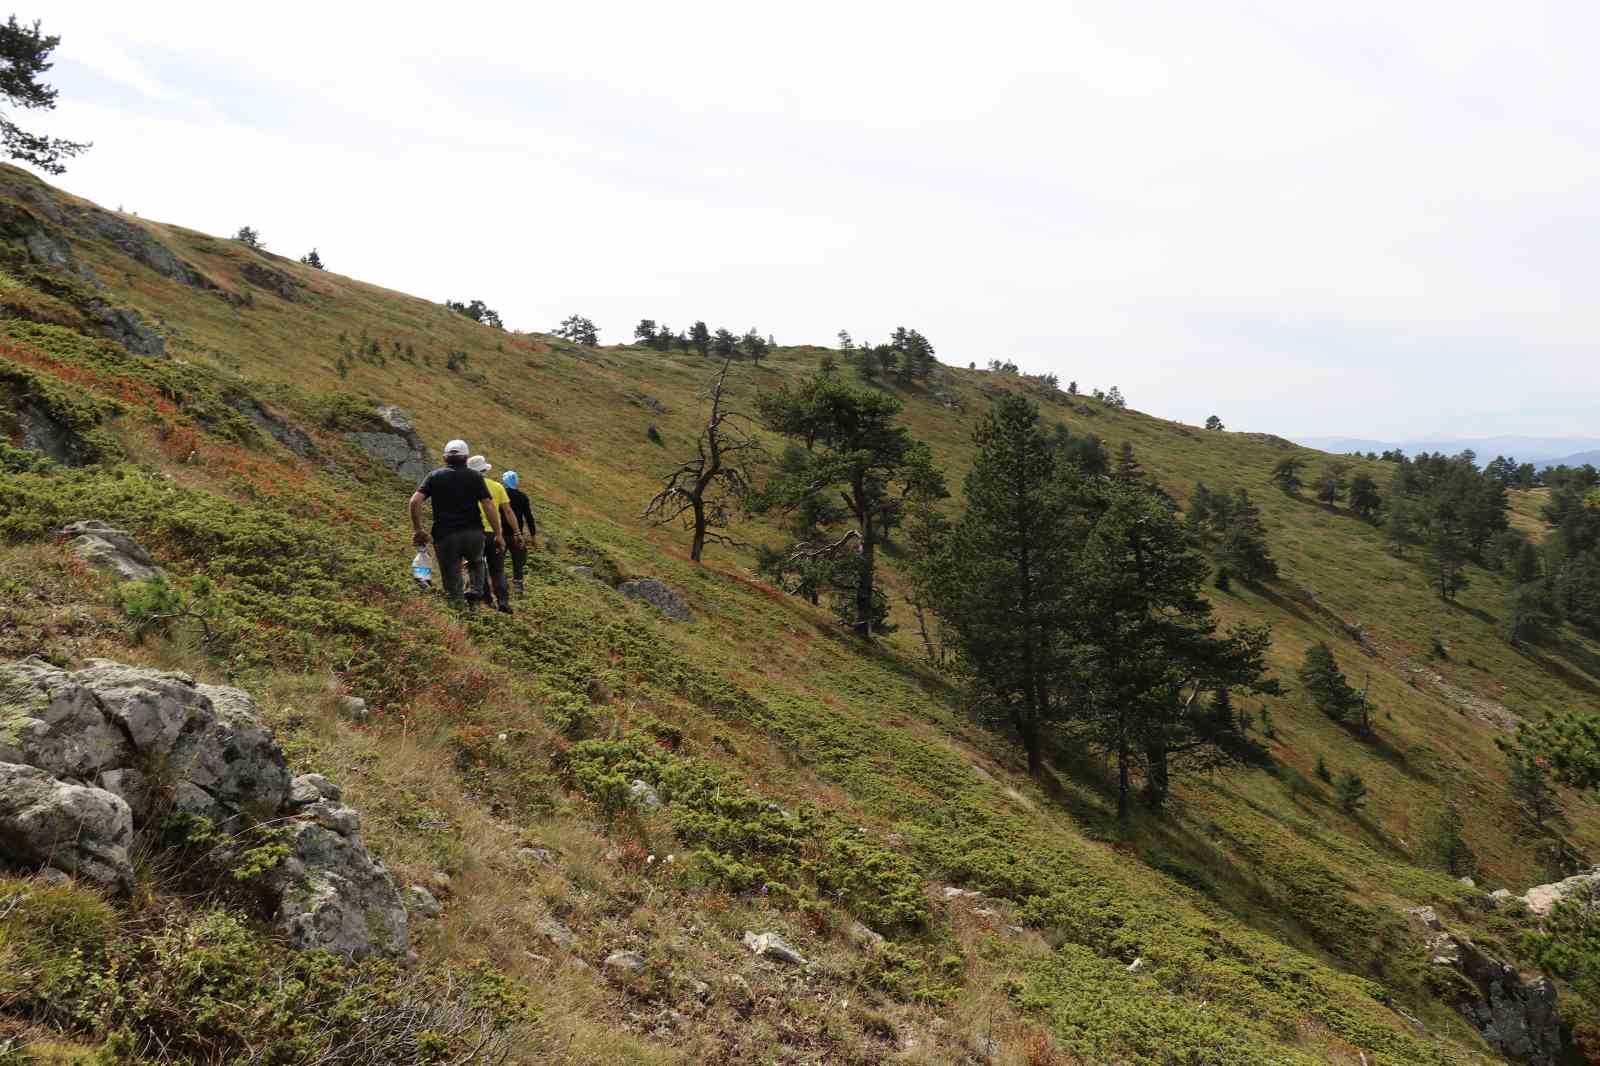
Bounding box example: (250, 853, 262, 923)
(33, 1, 1600, 439)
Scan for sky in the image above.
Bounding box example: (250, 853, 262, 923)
(28, 1, 1600, 439)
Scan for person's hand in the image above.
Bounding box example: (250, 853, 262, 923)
(412, 529, 429, 548)
(495, 534, 506, 552)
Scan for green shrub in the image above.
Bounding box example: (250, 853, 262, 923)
(1, 893, 536, 1065)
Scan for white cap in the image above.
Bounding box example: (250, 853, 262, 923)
(467, 454, 491, 473)
(443, 439, 469, 457)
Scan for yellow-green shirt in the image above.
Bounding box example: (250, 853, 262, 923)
(481, 478, 509, 533)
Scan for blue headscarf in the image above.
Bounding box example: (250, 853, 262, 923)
(501, 471, 519, 489)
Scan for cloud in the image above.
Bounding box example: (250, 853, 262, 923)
(35, 0, 1600, 438)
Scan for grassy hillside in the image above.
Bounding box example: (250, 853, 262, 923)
(2, 161, 1599, 1065)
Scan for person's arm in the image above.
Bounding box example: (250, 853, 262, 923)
(408, 491, 429, 547)
(500, 502, 519, 542)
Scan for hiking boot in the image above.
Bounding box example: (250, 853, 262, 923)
(514, 579, 526, 596)
(496, 603, 513, 615)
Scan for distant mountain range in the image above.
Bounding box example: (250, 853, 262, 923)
(1297, 435, 1600, 468)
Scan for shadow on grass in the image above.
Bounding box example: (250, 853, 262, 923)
(1514, 642, 1600, 696)
(1444, 599, 1498, 627)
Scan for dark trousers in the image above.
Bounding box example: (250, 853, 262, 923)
(433, 527, 485, 605)
(509, 534, 528, 584)
(482, 535, 510, 608)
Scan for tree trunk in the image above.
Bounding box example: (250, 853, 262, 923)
(1020, 716, 1042, 775)
(690, 498, 707, 562)
(1143, 740, 1169, 809)
(1117, 728, 1131, 821)
(855, 497, 876, 638)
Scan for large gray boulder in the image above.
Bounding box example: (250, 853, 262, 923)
(0, 762, 133, 894)
(344, 405, 431, 485)
(1522, 868, 1600, 917)
(1408, 907, 1563, 1064)
(617, 578, 691, 622)
(57, 521, 166, 583)
(0, 659, 406, 959)
(270, 817, 408, 959)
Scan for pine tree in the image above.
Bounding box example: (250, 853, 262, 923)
(1420, 807, 1476, 875)
(0, 17, 90, 173)
(554, 315, 598, 345)
(234, 225, 263, 249)
(633, 320, 658, 346)
(1334, 770, 1368, 813)
(1205, 415, 1224, 431)
(1385, 499, 1418, 556)
(690, 321, 711, 357)
(1315, 754, 1331, 782)
(753, 374, 941, 638)
(1298, 642, 1360, 724)
(299, 248, 324, 269)
(1313, 462, 1349, 506)
(1270, 456, 1305, 495)
(1216, 489, 1277, 584)
(1348, 472, 1381, 521)
(1113, 442, 1144, 485)
(932, 395, 1082, 773)
(1072, 484, 1278, 816)
(712, 328, 739, 357)
(1507, 752, 1562, 829)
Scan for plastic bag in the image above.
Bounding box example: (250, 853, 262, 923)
(411, 548, 434, 585)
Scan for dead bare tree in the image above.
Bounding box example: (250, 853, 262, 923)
(643, 356, 761, 561)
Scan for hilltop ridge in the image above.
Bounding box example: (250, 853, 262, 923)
(2, 162, 1600, 1065)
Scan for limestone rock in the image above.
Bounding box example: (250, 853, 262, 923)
(536, 916, 575, 950)
(270, 819, 408, 960)
(629, 779, 662, 810)
(0, 658, 405, 960)
(604, 950, 647, 977)
(57, 520, 166, 583)
(239, 260, 301, 301)
(0, 656, 131, 780)
(0, 762, 133, 893)
(847, 921, 886, 951)
(743, 930, 806, 965)
(1408, 905, 1563, 1063)
(405, 884, 442, 920)
(518, 846, 557, 867)
(287, 773, 341, 808)
(567, 565, 595, 579)
(344, 405, 430, 485)
(338, 695, 369, 722)
(86, 301, 165, 357)
(617, 579, 691, 622)
(15, 402, 87, 466)
(1522, 867, 1600, 917)
(228, 397, 317, 457)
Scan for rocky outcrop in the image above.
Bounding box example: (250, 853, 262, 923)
(1522, 868, 1600, 917)
(239, 260, 301, 302)
(85, 301, 165, 356)
(617, 578, 691, 621)
(742, 930, 807, 965)
(57, 520, 166, 583)
(1408, 906, 1563, 1064)
(227, 396, 316, 457)
(345, 404, 431, 485)
(0, 762, 133, 894)
(13, 401, 86, 466)
(0, 658, 407, 959)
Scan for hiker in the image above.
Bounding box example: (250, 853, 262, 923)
(467, 454, 516, 613)
(501, 470, 535, 595)
(409, 439, 503, 607)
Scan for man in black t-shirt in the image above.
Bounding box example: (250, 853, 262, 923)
(407, 438, 504, 606)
